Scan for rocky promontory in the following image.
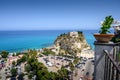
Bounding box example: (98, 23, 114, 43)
(54, 31, 90, 56)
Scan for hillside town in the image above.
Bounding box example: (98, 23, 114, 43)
(0, 31, 94, 80)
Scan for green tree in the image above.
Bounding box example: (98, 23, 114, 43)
(35, 62, 48, 79)
(60, 52, 64, 65)
(12, 53, 15, 56)
(27, 57, 37, 65)
(73, 57, 79, 65)
(17, 59, 21, 65)
(36, 62, 47, 70)
(57, 66, 69, 80)
(28, 74, 33, 79)
(12, 61, 16, 66)
(48, 72, 58, 80)
(42, 49, 55, 56)
(11, 68, 17, 77)
(27, 57, 48, 80)
(29, 49, 38, 58)
(69, 62, 75, 72)
(41, 76, 47, 80)
(25, 64, 31, 72)
(69, 62, 75, 80)
(21, 55, 27, 62)
(0, 51, 9, 58)
(17, 55, 27, 65)
(73, 57, 79, 76)
(24, 49, 61, 80)
(37, 70, 58, 80)
(37, 69, 48, 80)
(16, 52, 21, 56)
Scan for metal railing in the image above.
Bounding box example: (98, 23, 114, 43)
(104, 49, 120, 80)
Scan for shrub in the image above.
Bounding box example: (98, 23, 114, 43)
(28, 74, 33, 79)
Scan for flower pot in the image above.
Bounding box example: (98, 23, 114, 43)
(94, 34, 114, 43)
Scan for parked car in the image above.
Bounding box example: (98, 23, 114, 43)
(91, 60, 94, 65)
(79, 62, 85, 65)
(46, 62, 53, 67)
(88, 57, 94, 60)
(56, 56, 62, 59)
(65, 65, 69, 68)
(64, 58, 71, 62)
(57, 63, 60, 65)
(43, 58, 49, 63)
(91, 60, 94, 63)
(61, 60, 64, 62)
(82, 57, 87, 61)
(82, 69, 84, 71)
(75, 64, 83, 69)
(80, 57, 83, 60)
(51, 56, 54, 59)
(86, 72, 89, 76)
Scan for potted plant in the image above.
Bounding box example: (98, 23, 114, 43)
(112, 21, 120, 43)
(94, 15, 114, 43)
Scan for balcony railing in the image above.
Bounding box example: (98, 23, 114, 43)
(104, 49, 120, 80)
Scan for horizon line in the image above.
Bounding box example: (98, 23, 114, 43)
(0, 29, 99, 31)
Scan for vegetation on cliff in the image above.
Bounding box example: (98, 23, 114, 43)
(54, 31, 89, 56)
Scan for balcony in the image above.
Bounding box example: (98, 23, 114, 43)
(104, 49, 120, 80)
(94, 42, 120, 80)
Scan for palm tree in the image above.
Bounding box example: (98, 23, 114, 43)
(57, 66, 69, 80)
(65, 50, 69, 64)
(59, 49, 65, 66)
(51, 51, 56, 66)
(69, 62, 75, 80)
(61, 52, 64, 66)
(73, 57, 79, 76)
(73, 57, 79, 65)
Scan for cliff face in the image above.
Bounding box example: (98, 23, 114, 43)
(54, 31, 90, 56)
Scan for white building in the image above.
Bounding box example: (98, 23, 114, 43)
(69, 31, 78, 37)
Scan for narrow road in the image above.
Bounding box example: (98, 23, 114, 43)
(83, 60, 94, 80)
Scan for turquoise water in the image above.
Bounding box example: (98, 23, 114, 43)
(0, 30, 97, 52)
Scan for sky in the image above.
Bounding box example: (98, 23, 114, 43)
(0, 0, 120, 30)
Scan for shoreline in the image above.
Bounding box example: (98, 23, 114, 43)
(8, 45, 94, 58)
(0, 30, 96, 53)
(2, 44, 95, 55)
(0, 30, 95, 54)
(2, 44, 54, 54)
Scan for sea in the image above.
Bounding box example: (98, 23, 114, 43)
(0, 30, 98, 53)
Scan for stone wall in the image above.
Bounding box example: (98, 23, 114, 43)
(94, 42, 115, 80)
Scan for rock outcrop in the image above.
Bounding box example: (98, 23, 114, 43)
(54, 31, 90, 56)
